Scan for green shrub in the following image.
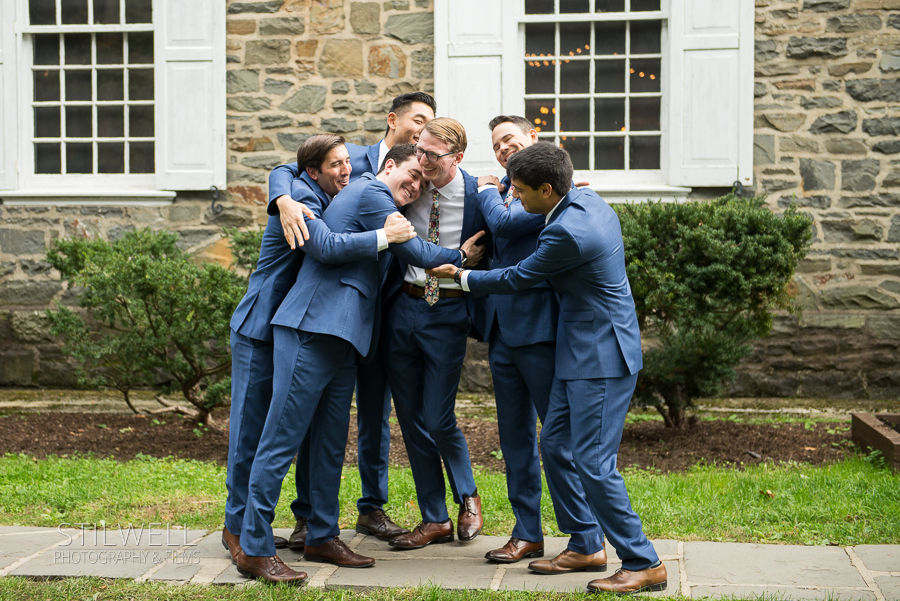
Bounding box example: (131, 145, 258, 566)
(45, 229, 247, 428)
(223, 226, 263, 273)
(615, 194, 812, 428)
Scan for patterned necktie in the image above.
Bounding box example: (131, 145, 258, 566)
(503, 187, 513, 208)
(423, 189, 441, 306)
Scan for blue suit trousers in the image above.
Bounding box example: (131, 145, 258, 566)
(384, 293, 475, 523)
(543, 374, 659, 571)
(241, 327, 356, 556)
(489, 331, 604, 554)
(224, 330, 273, 536)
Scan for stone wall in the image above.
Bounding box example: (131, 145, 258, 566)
(731, 0, 900, 398)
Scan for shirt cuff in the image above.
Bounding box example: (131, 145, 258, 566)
(376, 228, 389, 251)
(461, 270, 471, 292)
(476, 183, 498, 193)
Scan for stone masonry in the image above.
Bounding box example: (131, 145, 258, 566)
(733, 0, 900, 399)
(2, 0, 900, 398)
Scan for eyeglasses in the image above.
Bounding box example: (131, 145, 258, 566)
(413, 146, 456, 163)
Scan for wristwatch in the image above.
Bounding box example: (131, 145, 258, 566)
(460, 248, 469, 267)
(453, 267, 465, 285)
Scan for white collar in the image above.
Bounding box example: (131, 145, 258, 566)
(429, 168, 464, 200)
(545, 193, 568, 225)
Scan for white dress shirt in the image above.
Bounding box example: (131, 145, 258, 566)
(376, 139, 390, 174)
(404, 168, 465, 289)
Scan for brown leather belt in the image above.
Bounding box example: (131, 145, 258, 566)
(401, 282, 465, 299)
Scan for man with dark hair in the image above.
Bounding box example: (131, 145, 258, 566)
(427, 142, 667, 595)
(236, 145, 474, 582)
(474, 118, 606, 573)
(261, 93, 438, 549)
(224, 134, 416, 584)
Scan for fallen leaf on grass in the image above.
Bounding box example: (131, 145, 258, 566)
(803, 446, 816, 451)
(759, 489, 776, 499)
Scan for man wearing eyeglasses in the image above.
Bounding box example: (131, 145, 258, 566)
(382, 117, 494, 550)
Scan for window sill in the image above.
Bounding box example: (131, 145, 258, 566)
(580, 184, 691, 204)
(0, 190, 176, 206)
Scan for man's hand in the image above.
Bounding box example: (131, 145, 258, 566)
(426, 264, 460, 279)
(461, 230, 487, 267)
(275, 195, 315, 249)
(384, 212, 416, 244)
(477, 174, 502, 189)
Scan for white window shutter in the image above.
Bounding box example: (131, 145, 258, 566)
(434, 0, 512, 174)
(0, 0, 17, 190)
(668, 0, 753, 187)
(156, 0, 225, 190)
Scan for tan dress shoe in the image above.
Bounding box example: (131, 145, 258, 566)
(304, 536, 375, 568)
(457, 495, 484, 541)
(588, 563, 667, 594)
(485, 537, 544, 563)
(388, 520, 454, 550)
(356, 508, 411, 541)
(528, 547, 608, 574)
(221, 526, 241, 564)
(287, 517, 308, 550)
(235, 551, 308, 585)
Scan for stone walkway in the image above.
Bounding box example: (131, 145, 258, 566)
(0, 526, 897, 598)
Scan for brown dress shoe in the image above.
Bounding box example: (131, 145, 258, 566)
(388, 520, 454, 550)
(235, 551, 308, 585)
(528, 547, 608, 575)
(273, 535, 289, 548)
(221, 526, 241, 564)
(588, 563, 667, 594)
(485, 537, 544, 564)
(287, 517, 308, 550)
(356, 508, 411, 541)
(304, 536, 375, 568)
(457, 495, 483, 541)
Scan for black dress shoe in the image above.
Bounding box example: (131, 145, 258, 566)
(273, 535, 289, 548)
(356, 509, 411, 541)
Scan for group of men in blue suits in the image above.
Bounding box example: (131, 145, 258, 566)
(223, 88, 666, 593)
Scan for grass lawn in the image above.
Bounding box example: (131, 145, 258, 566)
(0, 452, 896, 547)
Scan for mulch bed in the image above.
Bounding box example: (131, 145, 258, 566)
(0, 410, 850, 472)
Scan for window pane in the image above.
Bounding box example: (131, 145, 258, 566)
(99, 143, 125, 173)
(630, 136, 660, 169)
(631, 21, 661, 54)
(560, 60, 590, 94)
(34, 107, 61, 138)
(125, 0, 153, 24)
(34, 35, 60, 65)
(61, 0, 88, 24)
(128, 69, 154, 100)
(525, 23, 555, 58)
(129, 105, 154, 137)
(526, 61, 555, 95)
(97, 33, 124, 64)
(128, 32, 154, 64)
(595, 136, 624, 169)
(67, 143, 93, 173)
(526, 99, 556, 133)
(594, 22, 625, 56)
(594, 98, 625, 132)
(595, 59, 625, 93)
(66, 106, 93, 137)
(64, 34, 92, 65)
(524, 0, 554, 14)
(29, 0, 56, 25)
(97, 69, 124, 100)
(631, 0, 660, 11)
(65, 70, 92, 101)
(130, 141, 155, 173)
(560, 22, 590, 57)
(630, 97, 660, 131)
(630, 58, 661, 93)
(94, 0, 121, 24)
(98, 106, 124, 137)
(559, 98, 589, 132)
(596, 0, 625, 11)
(36, 143, 61, 173)
(34, 70, 61, 102)
(560, 0, 589, 13)
(560, 136, 589, 169)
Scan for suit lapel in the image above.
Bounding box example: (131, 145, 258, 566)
(367, 143, 381, 174)
(459, 169, 477, 245)
(300, 171, 331, 210)
(548, 191, 576, 226)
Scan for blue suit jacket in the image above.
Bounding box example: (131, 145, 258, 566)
(467, 188, 642, 380)
(230, 173, 378, 342)
(478, 175, 558, 347)
(267, 142, 379, 204)
(271, 173, 462, 357)
(382, 168, 494, 340)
